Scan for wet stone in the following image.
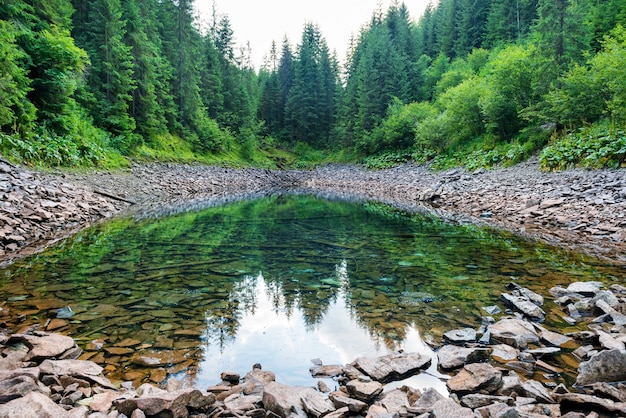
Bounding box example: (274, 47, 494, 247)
(446, 363, 503, 395)
(443, 328, 477, 344)
(437, 345, 490, 370)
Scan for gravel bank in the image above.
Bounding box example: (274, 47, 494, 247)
(1, 158, 624, 266)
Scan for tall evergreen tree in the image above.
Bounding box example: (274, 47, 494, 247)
(72, 0, 136, 149)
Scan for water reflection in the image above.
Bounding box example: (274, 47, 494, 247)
(0, 194, 622, 389)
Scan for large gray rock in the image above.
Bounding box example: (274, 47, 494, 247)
(567, 281, 603, 296)
(346, 379, 384, 403)
(460, 394, 513, 409)
(501, 293, 545, 321)
(430, 398, 475, 417)
(0, 375, 40, 403)
(407, 387, 445, 415)
(379, 389, 409, 413)
(437, 345, 490, 370)
(521, 380, 555, 404)
(10, 333, 77, 362)
(39, 359, 115, 389)
(301, 391, 336, 418)
(446, 363, 503, 395)
(576, 349, 626, 385)
(329, 393, 368, 414)
(0, 391, 70, 418)
(352, 352, 431, 383)
(443, 328, 477, 344)
(114, 388, 215, 418)
(262, 381, 321, 418)
(555, 393, 626, 415)
(489, 318, 539, 348)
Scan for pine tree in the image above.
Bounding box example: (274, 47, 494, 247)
(73, 0, 136, 148)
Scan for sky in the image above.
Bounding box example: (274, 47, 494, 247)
(194, 0, 433, 70)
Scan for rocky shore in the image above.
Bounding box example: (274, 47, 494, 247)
(1, 158, 624, 266)
(2, 280, 626, 417)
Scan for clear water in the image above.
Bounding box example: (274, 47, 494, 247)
(0, 194, 622, 390)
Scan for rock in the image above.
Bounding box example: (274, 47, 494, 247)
(88, 390, 121, 413)
(500, 293, 545, 321)
(324, 406, 350, 418)
(379, 389, 409, 413)
(437, 345, 490, 370)
(220, 371, 240, 383)
(301, 391, 336, 418)
(555, 393, 626, 415)
(365, 404, 397, 418)
(521, 380, 554, 404)
(329, 393, 368, 414)
(596, 330, 626, 350)
(114, 388, 215, 418)
(345, 379, 384, 403)
(0, 391, 70, 418)
(576, 349, 626, 385)
(0, 375, 41, 403)
(443, 328, 477, 344)
(489, 318, 540, 348)
(223, 393, 263, 414)
(596, 299, 626, 326)
(10, 332, 77, 362)
(533, 324, 578, 349)
(446, 363, 503, 395)
(39, 360, 115, 389)
(567, 281, 603, 296)
(460, 394, 513, 409)
(407, 388, 445, 415)
(309, 365, 344, 378)
(352, 352, 431, 383)
(491, 344, 519, 363)
(262, 382, 322, 418)
(590, 382, 626, 402)
(430, 398, 475, 417)
(506, 283, 544, 306)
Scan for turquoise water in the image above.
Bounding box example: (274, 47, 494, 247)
(0, 194, 622, 389)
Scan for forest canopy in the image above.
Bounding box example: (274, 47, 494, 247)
(0, 0, 625, 170)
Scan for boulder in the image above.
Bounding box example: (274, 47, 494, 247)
(39, 359, 115, 389)
(446, 363, 503, 395)
(460, 394, 513, 409)
(301, 391, 336, 418)
(501, 293, 545, 321)
(443, 328, 477, 344)
(329, 393, 368, 414)
(262, 381, 322, 418)
(379, 389, 409, 413)
(309, 365, 344, 378)
(576, 349, 626, 385)
(352, 352, 431, 383)
(345, 379, 384, 403)
(437, 345, 490, 370)
(491, 344, 519, 363)
(489, 318, 539, 348)
(430, 398, 475, 417)
(0, 391, 70, 418)
(555, 393, 626, 415)
(566, 282, 603, 296)
(10, 333, 77, 362)
(407, 388, 445, 415)
(0, 375, 41, 403)
(114, 388, 215, 418)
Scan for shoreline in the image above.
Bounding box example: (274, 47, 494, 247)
(1, 159, 625, 267)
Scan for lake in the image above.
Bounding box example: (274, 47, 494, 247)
(0, 194, 622, 390)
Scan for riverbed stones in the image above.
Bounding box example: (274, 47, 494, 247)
(443, 328, 477, 344)
(114, 388, 215, 418)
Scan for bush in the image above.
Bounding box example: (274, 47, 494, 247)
(540, 122, 626, 170)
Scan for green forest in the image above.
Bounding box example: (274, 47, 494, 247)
(1, 0, 625, 170)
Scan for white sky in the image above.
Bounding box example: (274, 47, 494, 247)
(194, 0, 433, 70)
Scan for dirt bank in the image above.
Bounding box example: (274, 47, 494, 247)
(1, 158, 625, 266)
